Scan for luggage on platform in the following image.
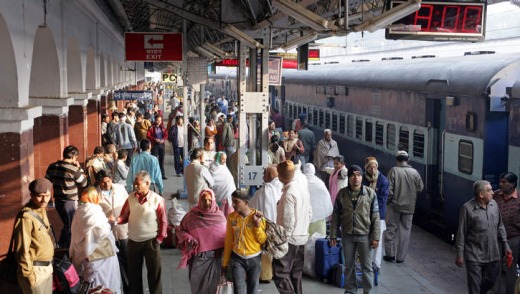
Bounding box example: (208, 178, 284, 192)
(314, 238, 342, 282)
(331, 263, 346, 288)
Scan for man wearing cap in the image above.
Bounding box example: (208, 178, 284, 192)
(330, 165, 381, 293)
(14, 179, 55, 293)
(273, 160, 312, 294)
(362, 156, 389, 284)
(384, 150, 424, 263)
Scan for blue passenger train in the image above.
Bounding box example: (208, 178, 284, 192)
(208, 53, 520, 242)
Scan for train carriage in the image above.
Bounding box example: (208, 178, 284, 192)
(209, 53, 520, 241)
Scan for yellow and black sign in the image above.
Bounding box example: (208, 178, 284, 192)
(162, 73, 177, 83)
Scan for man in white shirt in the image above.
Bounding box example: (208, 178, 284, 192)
(273, 160, 312, 294)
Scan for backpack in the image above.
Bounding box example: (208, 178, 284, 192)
(264, 218, 288, 259)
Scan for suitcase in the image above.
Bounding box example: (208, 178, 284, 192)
(315, 238, 342, 282)
(331, 263, 346, 288)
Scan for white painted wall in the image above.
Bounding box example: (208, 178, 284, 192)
(0, 0, 127, 108)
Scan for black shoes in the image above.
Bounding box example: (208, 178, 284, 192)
(162, 176, 168, 180)
(396, 260, 404, 263)
(383, 256, 395, 262)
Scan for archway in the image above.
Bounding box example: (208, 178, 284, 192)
(67, 38, 83, 93)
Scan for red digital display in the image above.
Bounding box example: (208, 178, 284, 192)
(386, 1, 486, 42)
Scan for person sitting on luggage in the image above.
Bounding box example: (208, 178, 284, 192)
(329, 165, 380, 293)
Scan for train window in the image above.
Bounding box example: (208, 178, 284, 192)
(325, 111, 331, 129)
(413, 130, 425, 158)
(339, 115, 346, 134)
(335, 86, 345, 96)
(313, 109, 318, 126)
(365, 119, 373, 143)
(307, 107, 313, 125)
(356, 117, 363, 140)
(347, 115, 354, 137)
(459, 140, 473, 174)
(398, 126, 410, 152)
(332, 113, 338, 132)
(387, 124, 396, 150)
(319, 110, 325, 127)
(283, 101, 288, 116)
(375, 122, 384, 146)
(326, 86, 335, 95)
(297, 106, 302, 117)
(302, 106, 307, 117)
(316, 86, 324, 94)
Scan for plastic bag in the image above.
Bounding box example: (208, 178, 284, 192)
(216, 280, 233, 294)
(168, 198, 187, 226)
(303, 232, 325, 278)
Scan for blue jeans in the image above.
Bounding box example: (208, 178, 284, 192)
(231, 252, 261, 294)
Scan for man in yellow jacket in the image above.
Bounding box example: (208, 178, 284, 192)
(222, 189, 267, 294)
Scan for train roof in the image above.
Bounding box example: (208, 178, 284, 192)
(282, 54, 520, 97)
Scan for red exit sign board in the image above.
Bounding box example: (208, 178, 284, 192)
(125, 33, 183, 61)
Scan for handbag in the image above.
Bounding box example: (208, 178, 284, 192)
(0, 210, 28, 285)
(0, 233, 19, 285)
(216, 279, 233, 294)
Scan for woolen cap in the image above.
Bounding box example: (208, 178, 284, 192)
(347, 165, 363, 178)
(364, 156, 378, 170)
(277, 160, 295, 181)
(29, 178, 52, 194)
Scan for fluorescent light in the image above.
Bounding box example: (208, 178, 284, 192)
(355, 0, 421, 33)
(272, 0, 332, 31)
(222, 25, 265, 49)
(281, 33, 318, 51)
(202, 43, 231, 59)
(195, 46, 220, 61)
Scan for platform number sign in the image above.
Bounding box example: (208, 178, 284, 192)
(248, 172, 258, 181)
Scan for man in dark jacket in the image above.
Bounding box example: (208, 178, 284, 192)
(330, 165, 380, 294)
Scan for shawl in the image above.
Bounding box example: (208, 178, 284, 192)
(176, 189, 227, 269)
(209, 160, 236, 206)
(313, 139, 339, 171)
(249, 178, 284, 221)
(70, 203, 115, 272)
(365, 170, 379, 191)
(329, 166, 348, 205)
(303, 163, 334, 222)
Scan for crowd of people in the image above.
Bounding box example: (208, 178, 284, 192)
(10, 93, 520, 294)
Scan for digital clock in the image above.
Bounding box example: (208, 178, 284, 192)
(386, 1, 486, 42)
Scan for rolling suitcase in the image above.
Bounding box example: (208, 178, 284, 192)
(315, 238, 342, 282)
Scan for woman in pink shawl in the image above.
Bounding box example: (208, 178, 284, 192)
(176, 189, 227, 294)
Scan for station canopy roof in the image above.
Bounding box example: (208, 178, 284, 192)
(97, 0, 513, 70)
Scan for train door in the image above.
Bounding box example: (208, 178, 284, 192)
(426, 98, 446, 232)
(482, 111, 508, 188)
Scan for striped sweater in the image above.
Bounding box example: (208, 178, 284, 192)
(45, 160, 88, 201)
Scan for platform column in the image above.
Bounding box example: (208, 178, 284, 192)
(87, 93, 102, 155)
(0, 106, 42, 252)
(31, 97, 74, 178)
(68, 93, 90, 165)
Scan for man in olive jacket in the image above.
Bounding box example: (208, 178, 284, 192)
(330, 165, 380, 294)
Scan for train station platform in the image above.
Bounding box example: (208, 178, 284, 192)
(152, 146, 468, 294)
